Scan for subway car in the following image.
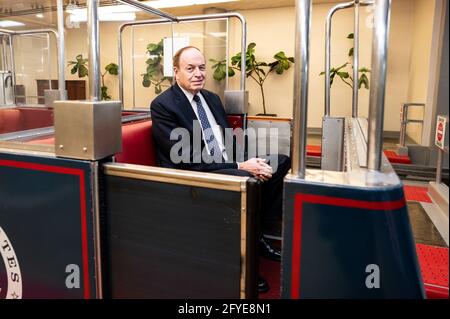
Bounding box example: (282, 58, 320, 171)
(0, 0, 448, 299)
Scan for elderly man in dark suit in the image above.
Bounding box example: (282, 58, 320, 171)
(151, 46, 291, 293)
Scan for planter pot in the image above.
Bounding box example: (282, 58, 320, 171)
(255, 113, 277, 117)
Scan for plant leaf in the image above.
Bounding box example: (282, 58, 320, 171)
(79, 65, 88, 77)
(348, 47, 354, 57)
(347, 33, 354, 39)
(105, 63, 118, 75)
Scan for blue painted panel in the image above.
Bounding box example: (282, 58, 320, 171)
(282, 180, 425, 299)
(0, 152, 97, 299)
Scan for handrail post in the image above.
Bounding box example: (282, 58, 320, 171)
(436, 148, 443, 184)
(57, 0, 66, 100)
(367, 0, 391, 171)
(399, 103, 408, 146)
(292, 0, 312, 178)
(324, 1, 355, 117)
(87, 0, 101, 101)
(352, 0, 360, 118)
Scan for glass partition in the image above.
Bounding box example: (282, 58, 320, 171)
(122, 18, 230, 110)
(13, 33, 57, 106)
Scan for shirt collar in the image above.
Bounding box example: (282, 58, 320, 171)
(178, 83, 200, 104)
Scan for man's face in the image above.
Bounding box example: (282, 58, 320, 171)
(174, 48, 206, 95)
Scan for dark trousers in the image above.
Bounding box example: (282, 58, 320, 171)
(212, 154, 291, 230)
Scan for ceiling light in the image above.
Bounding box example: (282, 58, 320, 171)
(69, 12, 136, 22)
(0, 20, 25, 28)
(142, 0, 239, 9)
(66, 5, 139, 15)
(36, 13, 44, 18)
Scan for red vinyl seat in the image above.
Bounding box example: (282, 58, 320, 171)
(115, 120, 156, 166)
(27, 120, 157, 167)
(0, 108, 53, 134)
(0, 109, 22, 133)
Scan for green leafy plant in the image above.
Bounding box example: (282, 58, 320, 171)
(101, 63, 118, 100)
(211, 42, 295, 116)
(320, 33, 370, 90)
(67, 55, 118, 100)
(68, 54, 89, 78)
(141, 39, 173, 94)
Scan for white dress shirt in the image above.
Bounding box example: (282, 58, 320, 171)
(179, 85, 229, 161)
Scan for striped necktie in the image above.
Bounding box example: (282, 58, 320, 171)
(193, 94, 221, 156)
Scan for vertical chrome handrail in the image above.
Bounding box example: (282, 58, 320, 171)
(87, 0, 101, 101)
(0, 28, 63, 103)
(9, 34, 16, 104)
(57, 0, 66, 100)
(367, 0, 391, 171)
(292, 0, 312, 178)
(399, 103, 425, 146)
(324, 1, 373, 117)
(352, 1, 360, 118)
(324, 1, 354, 117)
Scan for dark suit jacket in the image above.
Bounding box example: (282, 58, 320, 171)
(150, 83, 240, 171)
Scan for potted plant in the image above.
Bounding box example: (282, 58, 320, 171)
(67, 54, 119, 100)
(320, 33, 370, 90)
(141, 39, 173, 94)
(210, 42, 295, 116)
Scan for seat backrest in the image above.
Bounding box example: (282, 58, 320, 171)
(0, 109, 22, 134)
(115, 120, 156, 166)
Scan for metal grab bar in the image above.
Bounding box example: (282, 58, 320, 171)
(87, 0, 101, 100)
(0, 27, 66, 101)
(118, 12, 247, 107)
(367, 0, 391, 171)
(117, 0, 178, 22)
(324, 0, 373, 117)
(399, 102, 425, 146)
(292, 0, 312, 178)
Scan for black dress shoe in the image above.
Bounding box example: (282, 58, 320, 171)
(259, 237, 281, 262)
(258, 276, 270, 293)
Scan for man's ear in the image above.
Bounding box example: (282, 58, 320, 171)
(173, 67, 178, 80)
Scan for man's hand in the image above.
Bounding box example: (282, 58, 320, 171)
(238, 158, 273, 181)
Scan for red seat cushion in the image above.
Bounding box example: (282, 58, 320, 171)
(227, 115, 244, 130)
(306, 145, 322, 157)
(115, 120, 156, 166)
(383, 150, 412, 164)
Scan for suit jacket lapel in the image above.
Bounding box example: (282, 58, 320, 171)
(201, 89, 229, 129)
(172, 83, 197, 130)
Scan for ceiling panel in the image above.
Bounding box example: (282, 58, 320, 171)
(0, 0, 344, 30)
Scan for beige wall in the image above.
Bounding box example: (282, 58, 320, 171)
(58, 0, 434, 133)
(228, 0, 416, 130)
(406, 0, 436, 143)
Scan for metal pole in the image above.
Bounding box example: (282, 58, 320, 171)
(436, 148, 443, 184)
(131, 26, 136, 108)
(9, 34, 16, 104)
(292, 0, 312, 178)
(324, 2, 354, 117)
(87, 0, 101, 101)
(118, 13, 247, 105)
(116, 0, 178, 22)
(352, 0, 360, 118)
(399, 103, 408, 146)
(46, 33, 52, 90)
(57, 0, 66, 100)
(367, 0, 391, 171)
